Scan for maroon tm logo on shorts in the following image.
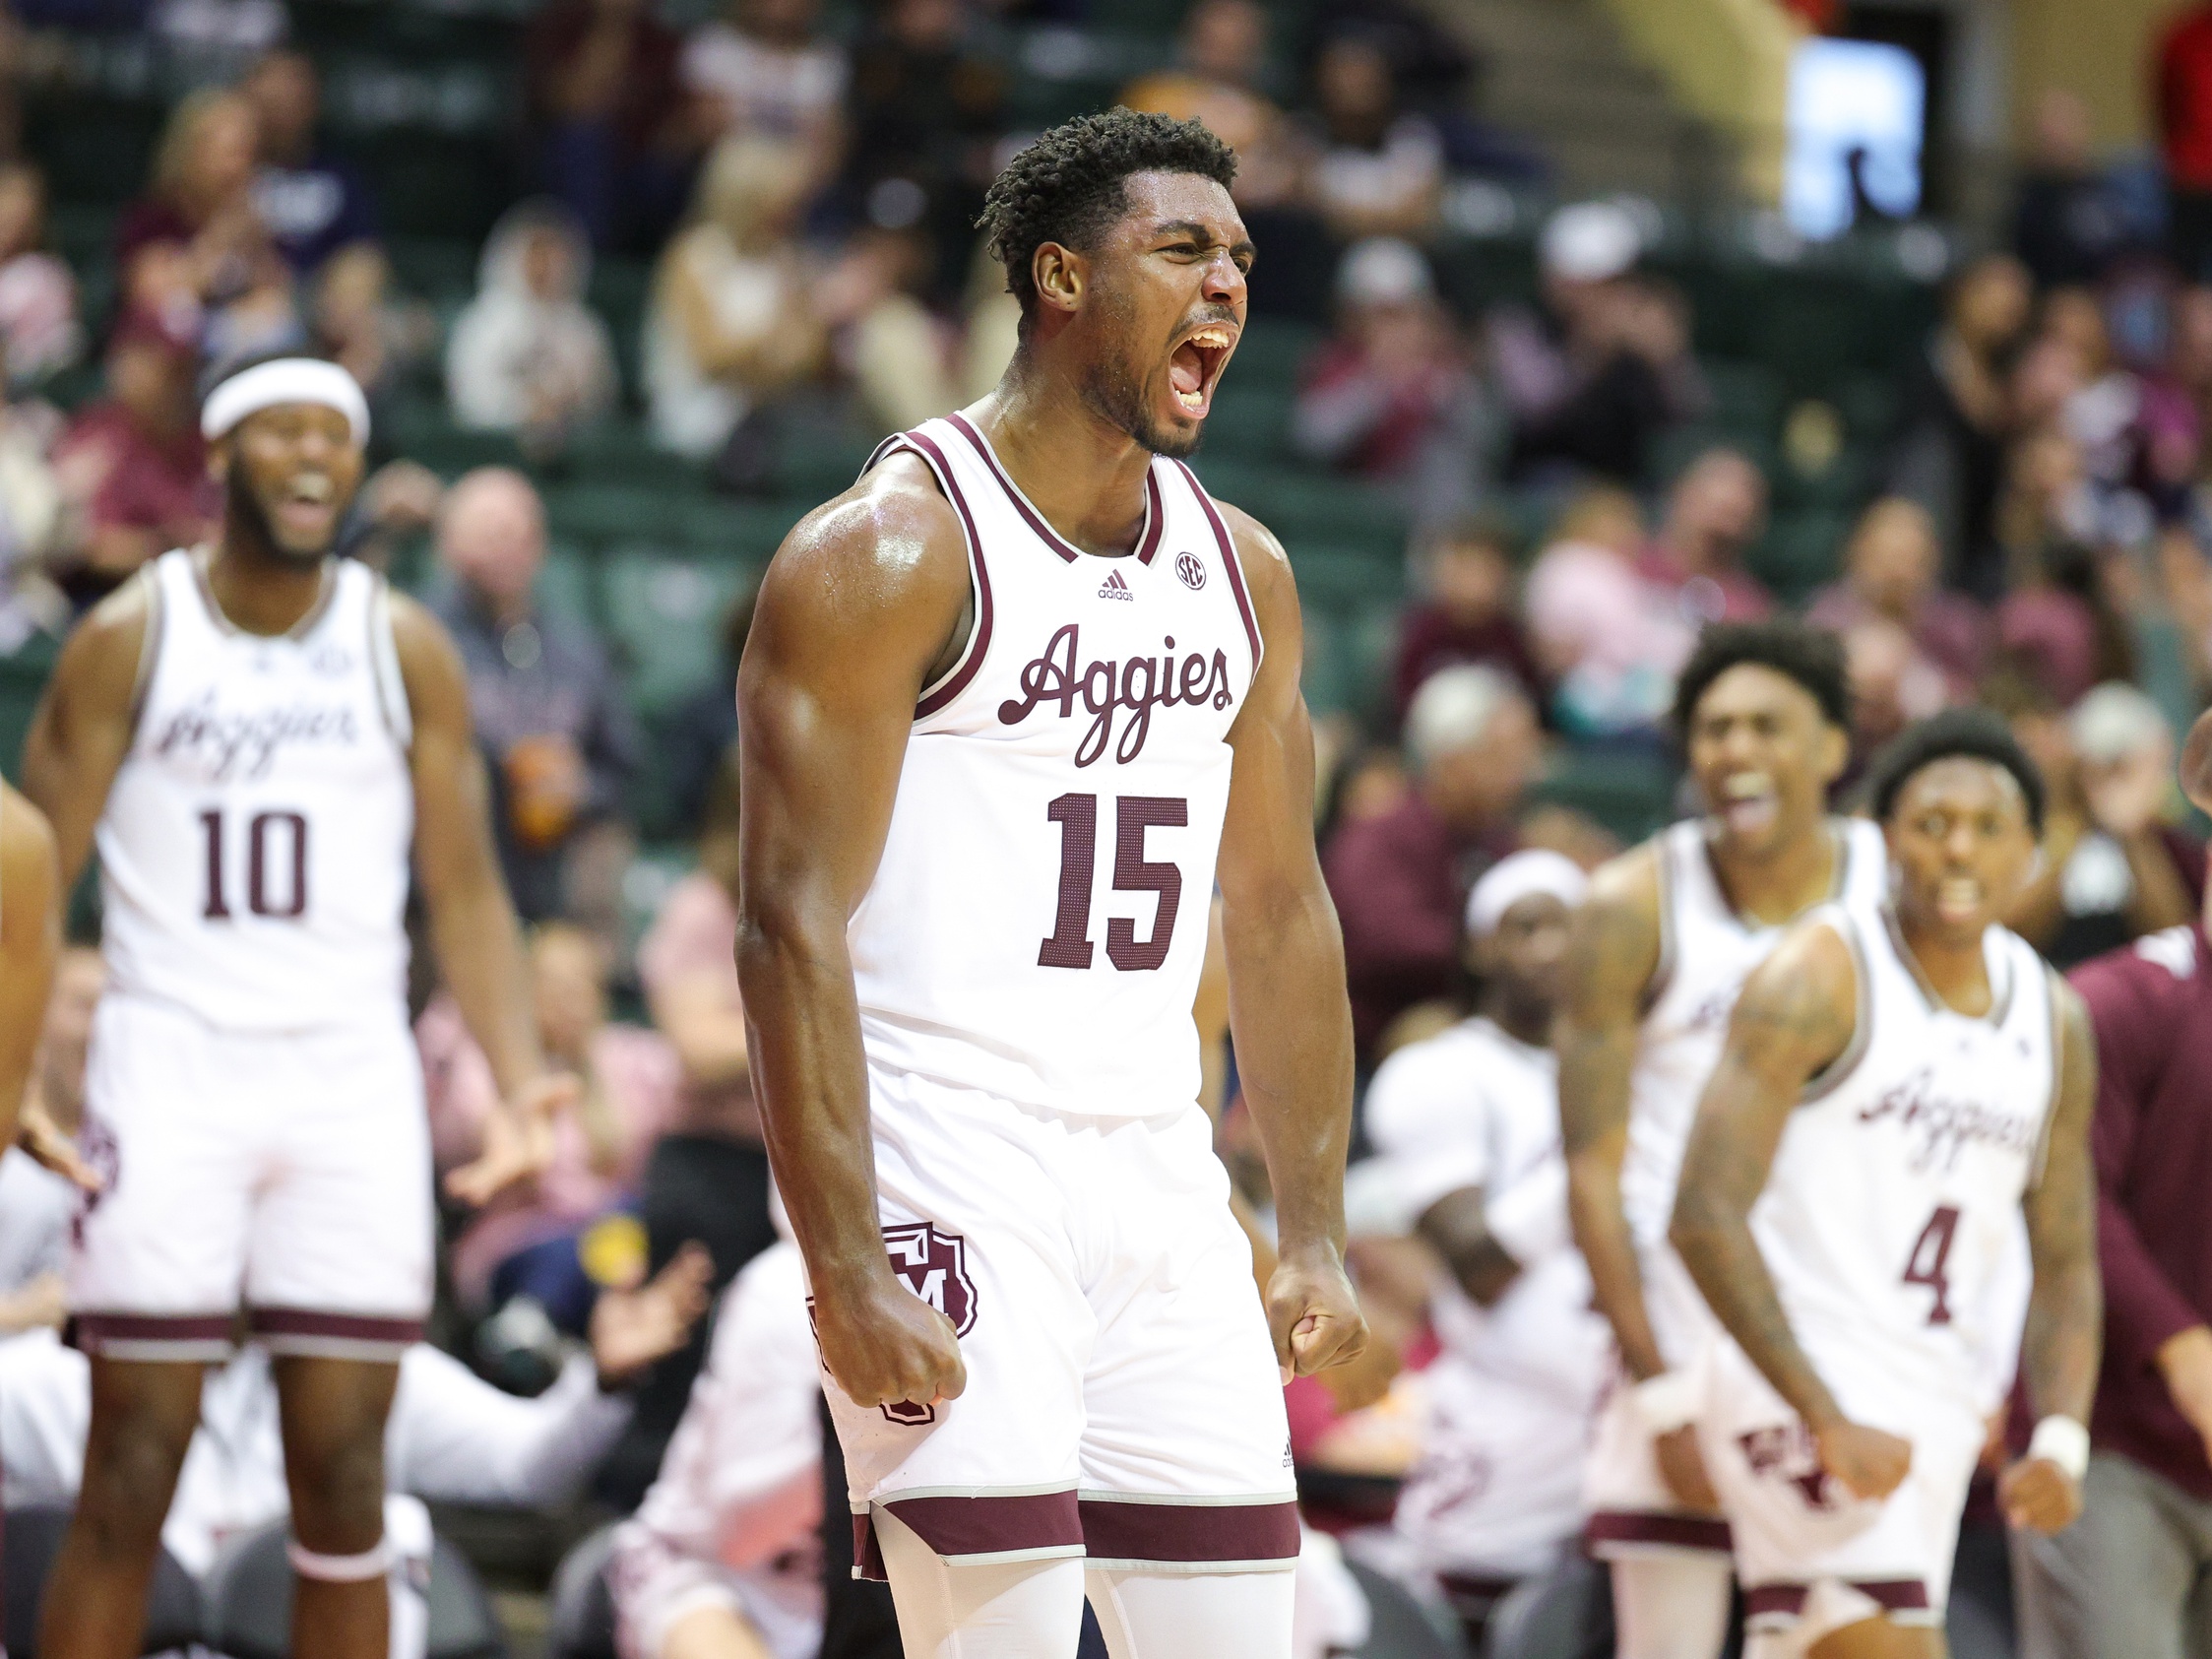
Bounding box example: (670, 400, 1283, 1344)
(875, 1222, 978, 1427)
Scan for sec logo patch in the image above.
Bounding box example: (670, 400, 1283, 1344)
(1174, 551, 1207, 590)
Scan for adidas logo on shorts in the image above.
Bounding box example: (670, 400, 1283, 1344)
(1098, 569, 1134, 602)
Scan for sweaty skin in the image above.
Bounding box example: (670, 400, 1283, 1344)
(1557, 664, 1848, 1507)
(735, 168, 1364, 1421)
(1670, 759, 2100, 1657)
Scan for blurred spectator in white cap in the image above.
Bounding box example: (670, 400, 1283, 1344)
(1490, 200, 1704, 484)
(1348, 848, 1609, 1647)
(1323, 664, 1541, 1060)
(1292, 237, 1495, 518)
(2006, 679, 2203, 969)
(1301, 33, 1442, 241)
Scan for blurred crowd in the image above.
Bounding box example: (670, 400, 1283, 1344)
(5, 0, 2212, 1654)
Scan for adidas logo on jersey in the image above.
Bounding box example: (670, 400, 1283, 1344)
(1098, 570, 1133, 602)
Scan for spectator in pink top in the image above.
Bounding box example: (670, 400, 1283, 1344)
(1523, 484, 1692, 741)
(421, 923, 682, 1331)
(1635, 445, 1773, 625)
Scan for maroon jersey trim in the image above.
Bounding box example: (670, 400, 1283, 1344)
(70, 1311, 239, 1359)
(944, 412, 1160, 568)
(1170, 462, 1263, 672)
(871, 1489, 1085, 1568)
(874, 428, 997, 721)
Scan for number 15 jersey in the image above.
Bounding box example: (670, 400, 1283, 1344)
(846, 415, 1264, 1119)
(96, 549, 415, 1032)
(1751, 902, 2058, 1416)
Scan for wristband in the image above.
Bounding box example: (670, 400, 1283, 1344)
(1631, 1370, 1702, 1436)
(2027, 1415, 2090, 1482)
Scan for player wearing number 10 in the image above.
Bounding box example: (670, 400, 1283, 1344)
(736, 110, 1365, 1658)
(21, 353, 567, 1659)
(1671, 710, 2103, 1659)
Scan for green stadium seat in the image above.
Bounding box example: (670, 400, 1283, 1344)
(1749, 509, 1850, 606)
(0, 634, 59, 781)
(1531, 747, 1677, 845)
(600, 546, 757, 716)
(537, 542, 598, 622)
(1225, 318, 1323, 394)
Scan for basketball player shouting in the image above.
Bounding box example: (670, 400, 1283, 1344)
(1559, 622, 1878, 1659)
(736, 110, 1364, 1659)
(1673, 709, 2100, 1657)
(23, 354, 567, 1659)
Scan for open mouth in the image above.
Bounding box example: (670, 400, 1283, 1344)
(1169, 323, 1237, 419)
(1716, 772, 1778, 839)
(273, 473, 336, 537)
(1933, 875, 1984, 925)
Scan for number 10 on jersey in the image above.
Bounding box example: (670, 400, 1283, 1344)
(199, 807, 309, 921)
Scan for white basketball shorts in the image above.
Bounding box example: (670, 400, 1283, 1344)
(1701, 1335, 1984, 1649)
(821, 1063, 1299, 1579)
(68, 993, 433, 1362)
(1584, 1244, 1731, 1559)
(1391, 1353, 1592, 1580)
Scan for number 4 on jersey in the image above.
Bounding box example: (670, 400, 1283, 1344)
(1903, 1203, 1960, 1326)
(1038, 793, 1186, 972)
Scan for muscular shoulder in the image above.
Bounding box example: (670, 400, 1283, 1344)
(760, 453, 971, 628)
(1208, 496, 1292, 618)
(1728, 915, 1858, 1065)
(49, 572, 154, 708)
(386, 589, 470, 714)
(1564, 841, 1663, 1007)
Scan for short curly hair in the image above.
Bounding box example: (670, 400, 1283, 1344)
(979, 108, 1237, 319)
(1863, 706, 2046, 835)
(1671, 620, 1850, 736)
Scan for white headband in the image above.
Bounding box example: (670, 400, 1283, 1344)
(1466, 850, 1589, 939)
(201, 358, 370, 447)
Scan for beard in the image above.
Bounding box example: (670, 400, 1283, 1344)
(229, 466, 336, 564)
(1075, 325, 1203, 458)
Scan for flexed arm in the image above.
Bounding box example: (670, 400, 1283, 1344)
(1669, 922, 1910, 1501)
(735, 455, 975, 1417)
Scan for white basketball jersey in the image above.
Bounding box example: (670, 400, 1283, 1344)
(96, 549, 414, 1031)
(846, 414, 1263, 1118)
(1753, 904, 2056, 1413)
(1613, 816, 1886, 1367)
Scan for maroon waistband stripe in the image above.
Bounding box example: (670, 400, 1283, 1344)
(881, 1490, 1085, 1560)
(1585, 1510, 1734, 1554)
(249, 1308, 425, 1345)
(71, 1311, 237, 1348)
(1746, 1578, 1931, 1620)
(1078, 1497, 1300, 1563)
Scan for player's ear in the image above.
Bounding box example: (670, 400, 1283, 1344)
(1814, 721, 1850, 788)
(1032, 241, 1085, 319)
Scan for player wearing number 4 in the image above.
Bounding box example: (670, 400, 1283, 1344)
(1672, 708, 2103, 1659)
(736, 110, 1364, 1659)
(21, 351, 571, 1659)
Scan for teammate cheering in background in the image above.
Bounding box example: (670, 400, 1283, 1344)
(737, 109, 1364, 1659)
(1673, 709, 2101, 1658)
(22, 353, 570, 1659)
(1560, 621, 1878, 1659)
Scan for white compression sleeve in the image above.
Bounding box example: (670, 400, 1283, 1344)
(872, 1504, 1089, 1659)
(1084, 1566, 1297, 1659)
(1610, 1554, 1734, 1659)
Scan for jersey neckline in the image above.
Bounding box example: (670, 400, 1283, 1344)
(943, 412, 1166, 566)
(185, 547, 340, 644)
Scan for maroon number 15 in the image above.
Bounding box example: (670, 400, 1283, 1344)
(1038, 794, 1186, 972)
